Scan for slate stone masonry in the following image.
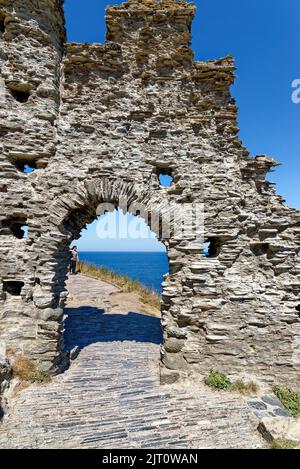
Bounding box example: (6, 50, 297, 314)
(0, 0, 300, 389)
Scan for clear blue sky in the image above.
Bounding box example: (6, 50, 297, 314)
(76, 209, 166, 252)
(64, 0, 300, 251)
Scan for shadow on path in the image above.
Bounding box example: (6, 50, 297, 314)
(63, 306, 162, 352)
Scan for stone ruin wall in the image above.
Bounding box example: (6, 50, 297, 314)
(0, 0, 300, 390)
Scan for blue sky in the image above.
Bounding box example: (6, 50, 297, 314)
(75, 209, 166, 252)
(64, 0, 300, 251)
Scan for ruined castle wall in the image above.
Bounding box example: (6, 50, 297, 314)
(0, 0, 300, 388)
(0, 0, 65, 367)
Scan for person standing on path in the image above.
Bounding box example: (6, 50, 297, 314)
(70, 246, 79, 275)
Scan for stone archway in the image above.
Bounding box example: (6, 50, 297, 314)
(1, 0, 300, 390)
(49, 178, 183, 372)
(37, 176, 195, 382)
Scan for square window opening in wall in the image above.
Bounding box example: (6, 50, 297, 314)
(3, 281, 24, 296)
(157, 170, 174, 187)
(250, 243, 269, 257)
(204, 237, 221, 258)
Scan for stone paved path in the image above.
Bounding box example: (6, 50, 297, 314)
(0, 275, 265, 449)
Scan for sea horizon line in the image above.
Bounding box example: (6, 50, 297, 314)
(78, 250, 166, 253)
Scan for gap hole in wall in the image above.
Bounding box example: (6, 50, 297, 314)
(1, 219, 28, 239)
(250, 243, 269, 256)
(192, 127, 200, 136)
(158, 172, 173, 187)
(3, 281, 24, 296)
(296, 305, 300, 318)
(0, 12, 5, 33)
(9, 87, 30, 103)
(15, 161, 37, 173)
(21, 225, 29, 238)
(204, 237, 221, 258)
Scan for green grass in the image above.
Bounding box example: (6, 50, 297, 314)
(78, 261, 161, 310)
(230, 379, 259, 395)
(30, 371, 51, 384)
(204, 369, 232, 391)
(204, 370, 258, 395)
(7, 349, 51, 385)
(271, 439, 299, 450)
(273, 386, 300, 417)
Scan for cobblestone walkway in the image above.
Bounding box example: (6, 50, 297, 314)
(0, 275, 264, 449)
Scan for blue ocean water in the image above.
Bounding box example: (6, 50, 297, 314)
(79, 251, 168, 293)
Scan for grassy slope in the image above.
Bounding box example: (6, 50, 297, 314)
(78, 261, 161, 310)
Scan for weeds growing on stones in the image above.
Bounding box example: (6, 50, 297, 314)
(273, 386, 300, 417)
(204, 369, 232, 391)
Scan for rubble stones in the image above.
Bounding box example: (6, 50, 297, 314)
(258, 417, 300, 445)
(0, 356, 11, 389)
(247, 395, 292, 420)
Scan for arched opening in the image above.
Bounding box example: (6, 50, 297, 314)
(76, 209, 168, 292)
(35, 177, 191, 383)
(60, 206, 169, 365)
